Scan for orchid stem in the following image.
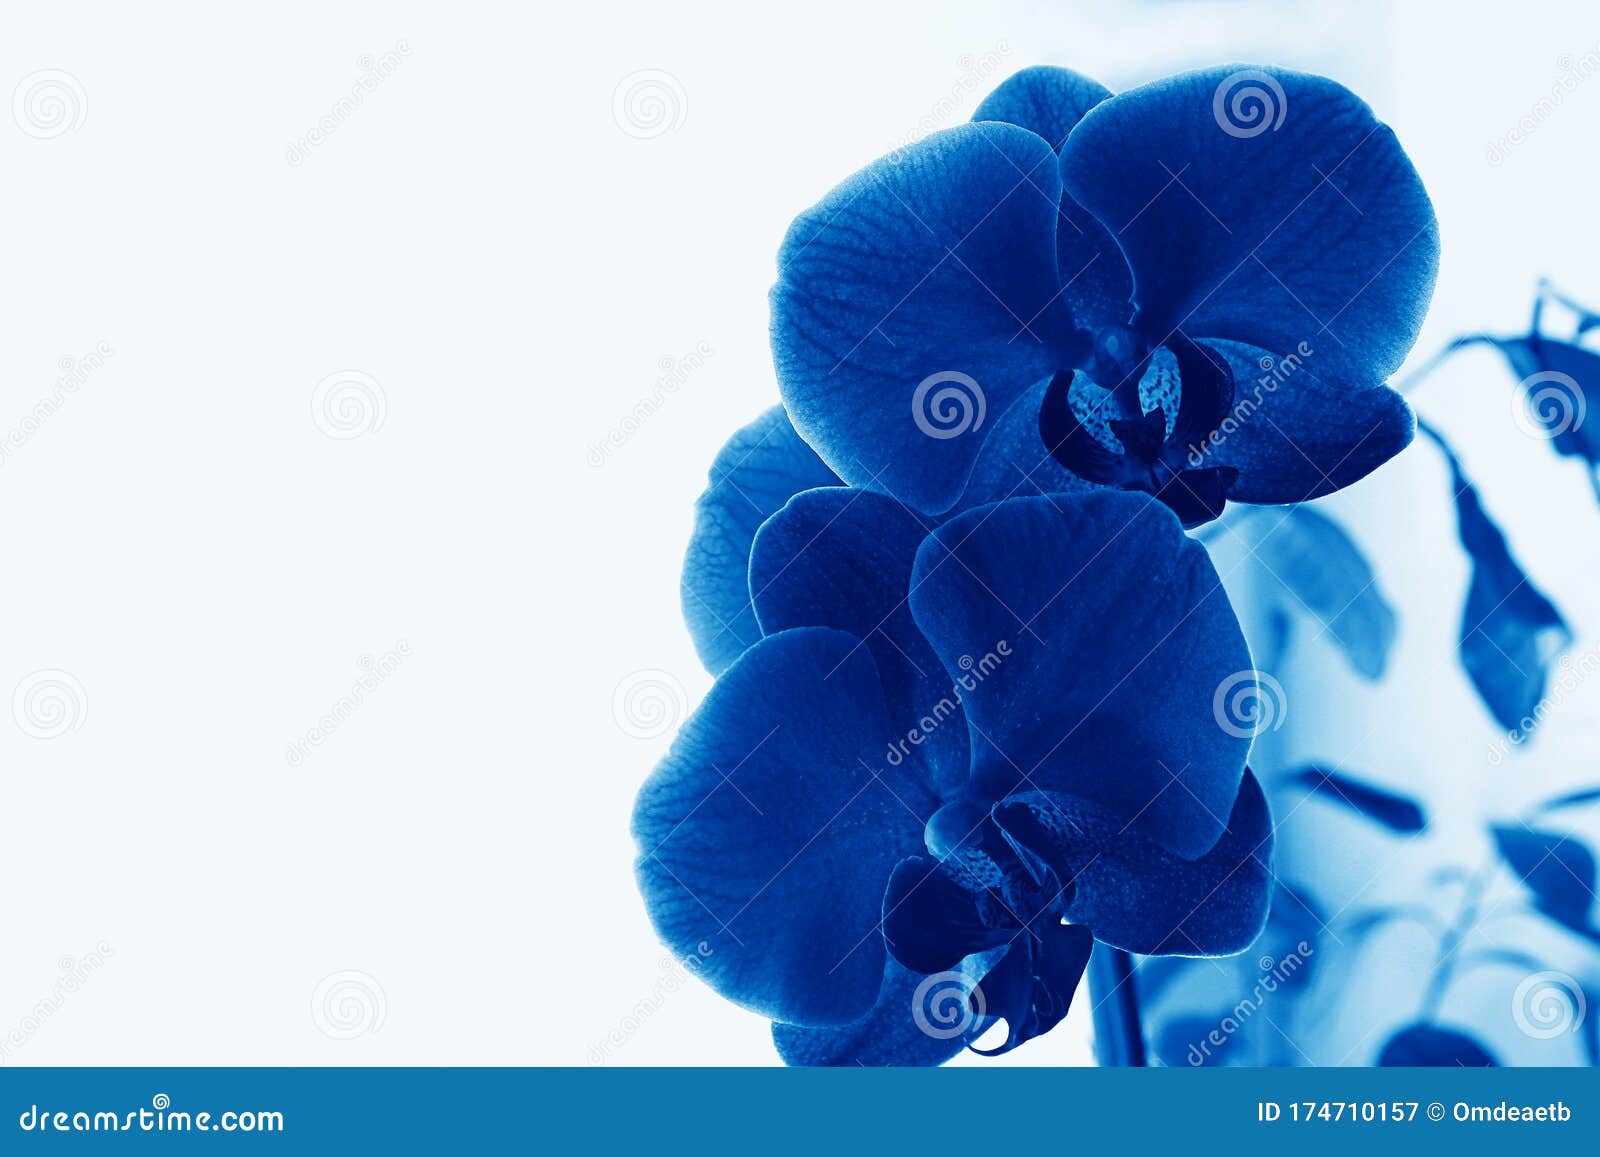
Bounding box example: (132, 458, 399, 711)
(1088, 946, 1147, 1067)
(1415, 416, 1470, 493)
(1419, 851, 1499, 1020)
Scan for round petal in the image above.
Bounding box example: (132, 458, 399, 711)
(772, 122, 1084, 514)
(973, 65, 1112, 152)
(681, 407, 841, 675)
(908, 492, 1252, 859)
(1060, 66, 1438, 388)
(771, 957, 979, 1068)
(992, 769, 1274, 955)
(1196, 340, 1414, 502)
(750, 488, 968, 797)
(632, 628, 934, 1026)
(973, 66, 1133, 332)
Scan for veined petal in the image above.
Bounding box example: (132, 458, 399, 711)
(908, 492, 1252, 859)
(973, 65, 1112, 153)
(632, 628, 934, 1026)
(681, 407, 841, 675)
(772, 122, 1083, 514)
(973, 66, 1133, 332)
(1061, 66, 1438, 388)
(750, 488, 968, 797)
(1194, 340, 1414, 502)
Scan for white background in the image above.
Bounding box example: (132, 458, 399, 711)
(2, 0, 1598, 1067)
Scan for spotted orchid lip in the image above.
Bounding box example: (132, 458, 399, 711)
(1039, 336, 1241, 525)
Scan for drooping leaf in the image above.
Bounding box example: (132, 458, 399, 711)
(1430, 430, 1572, 733)
(1289, 767, 1426, 834)
(1490, 336, 1600, 467)
(1490, 823, 1597, 924)
(1247, 506, 1398, 680)
(1378, 1022, 1497, 1066)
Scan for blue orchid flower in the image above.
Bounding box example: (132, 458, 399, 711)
(635, 489, 1273, 1064)
(770, 65, 1438, 526)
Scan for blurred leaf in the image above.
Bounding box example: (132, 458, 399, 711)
(1378, 1023, 1497, 1066)
(1138, 880, 1323, 1012)
(1135, 955, 1189, 1013)
(1254, 879, 1324, 996)
(1437, 445, 1572, 733)
(1490, 823, 1597, 923)
(1151, 1014, 1231, 1068)
(1259, 606, 1294, 673)
(1535, 784, 1600, 814)
(1532, 903, 1600, 949)
(1491, 336, 1600, 466)
(1249, 506, 1397, 680)
(1289, 767, 1426, 834)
